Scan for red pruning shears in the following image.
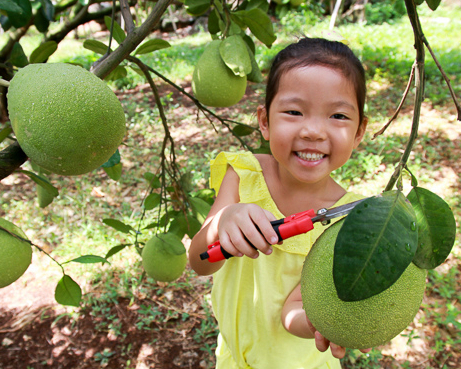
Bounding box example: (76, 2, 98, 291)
(200, 198, 367, 262)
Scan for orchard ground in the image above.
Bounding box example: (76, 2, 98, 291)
(1, 8, 461, 368)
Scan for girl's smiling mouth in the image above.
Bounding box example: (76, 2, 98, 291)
(295, 151, 326, 161)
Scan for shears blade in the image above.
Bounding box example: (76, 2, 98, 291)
(311, 198, 369, 223)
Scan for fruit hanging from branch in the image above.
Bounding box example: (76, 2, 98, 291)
(6, 63, 126, 176)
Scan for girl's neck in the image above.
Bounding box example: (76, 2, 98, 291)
(259, 154, 346, 216)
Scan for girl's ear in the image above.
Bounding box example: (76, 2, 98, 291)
(353, 117, 368, 148)
(257, 105, 270, 141)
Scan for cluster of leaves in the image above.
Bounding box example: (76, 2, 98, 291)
(0, 0, 54, 33)
(333, 181, 456, 302)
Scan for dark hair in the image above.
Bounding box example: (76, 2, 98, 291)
(265, 37, 367, 125)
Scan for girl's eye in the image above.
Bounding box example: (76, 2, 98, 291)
(331, 113, 348, 120)
(286, 110, 302, 116)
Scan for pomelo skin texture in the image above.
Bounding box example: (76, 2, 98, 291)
(301, 221, 427, 350)
(0, 218, 32, 288)
(7, 63, 126, 176)
(192, 40, 247, 108)
(142, 236, 187, 282)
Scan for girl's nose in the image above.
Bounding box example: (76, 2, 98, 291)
(299, 119, 327, 141)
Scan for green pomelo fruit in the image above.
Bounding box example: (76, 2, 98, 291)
(0, 218, 32, 288)
(7, 63, 126, 176)
(192, 40, 247, 108)
(142, 233, 187, 282)
(301, 220, 427, 349)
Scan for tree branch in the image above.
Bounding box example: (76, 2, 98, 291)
(385, 0, 425, 192)
(91, 0, 174, 80)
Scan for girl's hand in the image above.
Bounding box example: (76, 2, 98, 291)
(306, 318, 372, 359)
(217, 203, 279, 259)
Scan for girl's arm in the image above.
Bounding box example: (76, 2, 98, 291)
(189, 167, 278, 276)
(282, 284, 372, 359)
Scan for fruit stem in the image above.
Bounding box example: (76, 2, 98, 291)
(0, 79, 10, 87)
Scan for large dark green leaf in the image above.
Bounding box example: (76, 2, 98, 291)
(208, 9, 220, 35)
(55, 275, 82, 307)
(34, 8, 50, 33)
(103, 163, 122, 181)
(29, 41, 58, 63)
(6, 0, 32, 28)
(233, 8, 276, 48)
(143, 193, 161, 210)
(0, 126, 13, 144)
(233, 124, 255, 136)
(407, 187, 456, 269)
(333, 191, 418, 302)
(169, 214, 202, 239)
(101, 149, 121, 168)
(184, 0, 210, 16)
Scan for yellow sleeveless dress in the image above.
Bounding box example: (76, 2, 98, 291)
(209, 151, 364, 369)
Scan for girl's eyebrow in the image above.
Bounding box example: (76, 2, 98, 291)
(329, 100, 358, 112)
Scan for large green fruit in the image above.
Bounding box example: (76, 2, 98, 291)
(192, 40, 247, 108)
(142, 233, 187, 282)
(7, 63, 126, 176)
(301, 220, 426, 349)
(0, 218, 32, 288)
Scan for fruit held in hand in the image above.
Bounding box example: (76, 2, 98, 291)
(192, 40, 247, 108)
(301, 220, 426, 349)
(142, 233, 187, 282)
(7, 63, 126, 176)
(0, 218, 32, 288)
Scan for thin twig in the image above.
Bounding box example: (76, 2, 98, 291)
(422, 37, 461, 120)
(120, 0, 135, 34)
(373, 62, 416, 139)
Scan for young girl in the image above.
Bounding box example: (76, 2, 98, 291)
(189, 37, 370, 368)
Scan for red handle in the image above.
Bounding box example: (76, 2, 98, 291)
(200, 209, 316, 262)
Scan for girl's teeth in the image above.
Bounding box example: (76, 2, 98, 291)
(296, 152, 325, 161)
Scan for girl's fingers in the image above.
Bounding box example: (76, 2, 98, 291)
(329, 343, 346, 359)
(314, 331, 329, 352)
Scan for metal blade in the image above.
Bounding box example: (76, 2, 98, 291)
(311, 198, 369, 223)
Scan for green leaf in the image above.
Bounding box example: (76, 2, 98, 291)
(169, 214, 202, 239)
(101, 149, 121, 168)
(104, 65, 127, 81)
(184, 0, 210, 16)
(103, 219, 135, 234)
(29, 41, 58, 64)
(233, 9, 276, 48)
(219, 35, 252, 77)
(0, 0, 23, 13)
(104, 16, 126, 44)
(188, 197, 211, 224)
(208, 9, 220, 34)
(105, 244, 130, 259)
(103, 163, 122, 181)
(425, 0, 441, 10)
(152, 233, 186, 256)
(19, 170, 59, 196)
(144, 193, 161, 210)
(407, 187, 456, 269)
(232, 124, 255, 136)
(66, 255, 109, 265)
(39, 0, 55, 21)
(134, 39, 171, 55)
(333, 191, 418, 302)
(144, 172, 161, 188)
(37, 183, 55, 208)
(245, 43, 263, 83)
(10, 42, 28, 67)
(83, 39, 110, 55)
(55, 275, 82, 307)
(245, 0, 269, 12)
(6, 0, 32, 28)
(0, 126, 12, 144)
(34, 8, 50, 33)
(414, 0, 425, 4)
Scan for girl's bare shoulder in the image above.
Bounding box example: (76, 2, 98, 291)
(254, 154, 276, 172)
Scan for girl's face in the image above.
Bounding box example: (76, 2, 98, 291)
(258, 65, 366, 188)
